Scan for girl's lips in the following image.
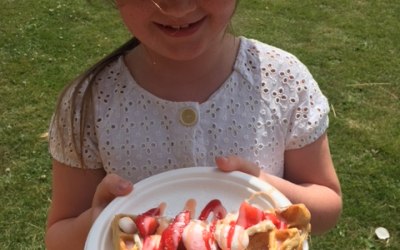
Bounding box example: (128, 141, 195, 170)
(155, 17, 206, 38)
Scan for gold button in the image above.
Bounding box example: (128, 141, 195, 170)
(180, 107, 197, 126)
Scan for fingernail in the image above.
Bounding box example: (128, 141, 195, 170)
(118, 180, 132, 191)
(216, 156, 228, 164)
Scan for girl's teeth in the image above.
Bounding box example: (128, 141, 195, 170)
(167, 24, 190, 30)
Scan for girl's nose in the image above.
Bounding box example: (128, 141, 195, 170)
(152, 0, 197, 17)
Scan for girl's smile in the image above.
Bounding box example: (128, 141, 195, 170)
(155, 16, 207, 38)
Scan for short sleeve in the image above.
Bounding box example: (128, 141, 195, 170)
(285, 63, 330, 149)
(48, 78, 103, 169)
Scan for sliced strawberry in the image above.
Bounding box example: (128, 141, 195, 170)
(135, 215, 159, 238)
(236, 201, 264, 229)
(143, 207, 163, 217)
(134, 207, 162, 238)
(263, 212, 286, 229)
(159, 211, 190, 250)
(198, 199, 227, 221)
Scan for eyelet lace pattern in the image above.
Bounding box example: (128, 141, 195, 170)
(49, 37, 329, 183)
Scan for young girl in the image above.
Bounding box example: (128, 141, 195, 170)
(45, 0, 342, 249)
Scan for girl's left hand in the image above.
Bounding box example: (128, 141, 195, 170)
(215, 155, 261, 178)
(215, 133, 342, 235)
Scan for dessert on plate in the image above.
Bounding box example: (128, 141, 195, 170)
(111, 195, 311, 250)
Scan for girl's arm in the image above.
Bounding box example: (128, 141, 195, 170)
(216, 133, 342, 235)
(45, 160, 133, 250)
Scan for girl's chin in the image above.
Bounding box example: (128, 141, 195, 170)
(152, 44, 208, 62)
(143, 32, 231, 62)
(163, 51, 204, 62)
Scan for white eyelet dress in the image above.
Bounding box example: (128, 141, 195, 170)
(49, 37, 330, 183)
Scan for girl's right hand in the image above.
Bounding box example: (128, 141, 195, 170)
(46, 162, 133, 250)
(91, 174, 133, 223)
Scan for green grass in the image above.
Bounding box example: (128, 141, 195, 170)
(1, 0, 399, 249)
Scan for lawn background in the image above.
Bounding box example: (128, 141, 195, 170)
(1, 0, 399, 249)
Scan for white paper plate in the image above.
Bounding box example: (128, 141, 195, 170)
(85, 167, 308, 249)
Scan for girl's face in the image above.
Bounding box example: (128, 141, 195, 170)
(116, 0, 237, 61)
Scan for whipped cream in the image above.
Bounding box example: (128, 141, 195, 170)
(214, 220, 249, 250)
(182, 220, 217, 250)
(118, 216, 137, 234)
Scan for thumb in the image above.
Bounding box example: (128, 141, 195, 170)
(91, 174, 133, 219)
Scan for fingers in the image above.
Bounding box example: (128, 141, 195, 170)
(215, 156, 236, 172)
(91, 174, 133, 220)
(215, 155, 260, 177)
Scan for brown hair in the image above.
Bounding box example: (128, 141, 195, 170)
(52, 37, 140, 167)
